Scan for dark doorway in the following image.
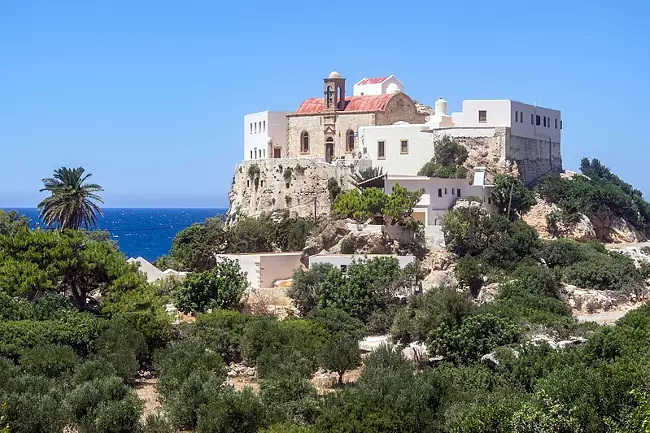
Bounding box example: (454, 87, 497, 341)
(325, 138, 334, 163)
(273, 148, 281, 158)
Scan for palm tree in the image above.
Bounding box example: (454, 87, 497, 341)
(38, 167, 104, 230)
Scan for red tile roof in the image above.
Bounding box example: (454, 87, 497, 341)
(296, 94, 396, 115)
(356, 77, 390, 85)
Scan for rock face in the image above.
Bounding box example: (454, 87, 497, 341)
(560, 284, 636, 314)
(227, 158, 367, 223)
(590, 207, 645, 243)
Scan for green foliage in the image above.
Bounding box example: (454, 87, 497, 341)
(319, 333, 361, 385)
(247, 164, 260, 179)
(306, 308, 365, 340)
(490, 175, 537, 219)
(142, 413, 174, 433)
(351, 166, 383, 184)
(390, 286, 474, 345)
(283, 167, 293, 182)
(260, 423, 315, 433)
(0, 311, 99, 359)
(260, 373, 319, 426)
(66, 376, 142, 433)
(0, 210, 28, 236)
(362, 343, 412, 372)
(428, 313, 520, 364)
(327, 177, 341, 203)
(154, 341, 225, 400)
(562, 251, 643, 292)
(185, 309, 258, 363)
(455, 256, 485, 297)
(332, 184, 422, 224)
(418, 135, 469, 178)
(196, 387, 267, 433)
(169, 217, 227, 271)
(95, 320, 147, 382)
(19, 344, 78, 379)
(37, 166, 104, 230)
(287, 264, 334, 315)
(175, 258, 247, 314)
(73, 359, 117, 385)
(240, 318, 328, 379)
(0, 374, 66, 433)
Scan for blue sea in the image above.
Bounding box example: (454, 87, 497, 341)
(1, 208, 226, 262)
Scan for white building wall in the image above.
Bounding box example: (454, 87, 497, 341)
(352, 75, 404, 96)
(216, 254, 260, 289)
(244, 111, 290, 161)
(359, 123, 434, 176)
(459, 100, 513, 129)
(385, 176, 493, 226)
(216, 252, 303, 289)
(309, 254, 415, 270)
(510, 101, 561, 143)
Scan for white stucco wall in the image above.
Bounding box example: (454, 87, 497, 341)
(510, 100, 561, 143)
(215, 252, 302, 289)
(352, 76, 403, 96)
(385, 176, 493, 225)
(244, 111, 290, 161)
(309, 254, 415, 270)
(359, 123, 434, 176)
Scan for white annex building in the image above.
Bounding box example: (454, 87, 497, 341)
(361, 98, 562, 181)
(244, 111, 290, 161)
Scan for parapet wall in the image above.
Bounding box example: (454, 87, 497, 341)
(227, 158, 368, 222)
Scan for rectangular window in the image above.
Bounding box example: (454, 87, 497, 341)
(438, 188, 442, 198)
(377, 141, 385, 159)
(536, 115, 541, 126)
(543, 117, 546, 127)
(254, 149, 257, 159)
(560, 120, 563, 129)
(263, 120, 266, 132)
(250, 123, 252, 134)
(457, 188, 461, 198)
(400, 139, 409, 154)
(451, 188, 455, 195)
(555, 118, 558, 129)
(444, 188, 448, 195)
(521, 112, 524, 123)
(514, 111, 518, 123)
(531, 114, 534, 125)
(340, 265, 348, 274)
(250, 150, 253, 159)
(478, 110, 487, 123)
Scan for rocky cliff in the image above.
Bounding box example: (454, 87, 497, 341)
(227, 158, 368, 223)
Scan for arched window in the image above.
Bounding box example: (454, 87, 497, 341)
(326, 86, 333, 107)
(346, 130, 355, 152)
(301, 131, 309, 153)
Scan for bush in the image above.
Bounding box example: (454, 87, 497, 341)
(287, 264, 335, 315)
(562, 251, 643, 291)
(490, 175, 537, 219)
(260, 373, 318, 425)
(390, 286, 474, 345)
(142, 414, 174, 433)
(260, 423, 314, 433)
(506, 265, 560, 298)
(73, 359, 118, 385)
(362, 343, 412, 372)
(319, 333, 361, 386)
(155, 341, 225, 400)
(427, 313, 520, 364)
(176, 258, 248, 314)
(66, 376, 142, 433)
(164, 370, 224, 430)
(417, 136, 468, 178)
(186, 309, 258, 364)
(95, 320, 147, 382)
(0, 374, 66, 433)
(306, 308, 365, 340)
(19, 344, 78, 379)
(196, 387, 267, 433)
(455, 256, 485, 297)
(539, 239, 589, 268)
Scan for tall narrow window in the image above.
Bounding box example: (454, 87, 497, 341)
(254, 123, 257, 133)
(457, 188, 461, 198)
(543, 117, 546, 127)
(254, 148, 257, 159)
(531, 114, 534, 125)
(438, 188, 442, 197)
(444, 188, 448, 195)
(378, 141, 385, 159)
(300, 131, 309, 153)
(346, 130, 355, 152)
(560, 120, 563, 129)
(400, 140, 409, 154)
(250, 123, 252, 134)
(250, 150, 253, 159)
(536, 115, 541, 126)
(515, 111, 518, 123)
(478, 110, 487, 123)
(555, 118, 558, 129)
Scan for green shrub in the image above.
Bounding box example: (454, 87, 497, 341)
(427, 313, 520, 364)
(196, 387, 267, 433)
(142, 414, 174, 433)
(306, 308, 365, 340)
(186, 309, 258, 364)
(417, 136, 468, 178)
(248, 164, 260, 178)
(0, 293, 35, 321)
(0, 374, 66, 433)
(327, 177, 341, 203)
(283, 167, 293, 182)
(164, 370, 223, 430)
(19, 344, 78, 379)
(95, 320, 147, 382)
(66, 376, 142, 433)
(154, 341, 225, 400)
(287, 264, 335, 316)
(73, 359, 117, 385)
(539, 239, 589, 268)
(318, 333, 361, 386)
(390, 286, 474, 345)
(260, 423, 315, 433)
(260, 373, 318, 425)
(506, 265, 560, 298)
(176, 258, 248, 314)
(455, 256, 485, 297)
(33, 294, 74, 320)
(362, 343, 412, 372)
(490, 175, 537, 219)
(562, 251, 643, 291)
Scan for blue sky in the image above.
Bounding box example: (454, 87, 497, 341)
(1, 1, 648, 208)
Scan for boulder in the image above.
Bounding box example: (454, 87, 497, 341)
(590, 207, 646, 243)
(557, 338, 587, 350)
(480, 352, 500, 369)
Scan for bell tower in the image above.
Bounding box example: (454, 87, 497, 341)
(323, 71, 346, 112)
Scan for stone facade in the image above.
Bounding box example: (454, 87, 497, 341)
(227, 158, 368, 222)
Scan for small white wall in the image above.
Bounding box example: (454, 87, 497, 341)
(352, 75, 403, 96)
(385, 176, 493, 225)
(309, 254, 415, 270)
(359, 123, 434, 176)
(510, 100, 561, 143)
(259, 253, 304, 288)
(216, 254, 260, 289)
(460, 100, 512, 129)
(243, 111, 290, 161)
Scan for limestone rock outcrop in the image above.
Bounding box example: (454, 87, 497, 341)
(522, 199, 596, 242)
(590, 207, 645, 243)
